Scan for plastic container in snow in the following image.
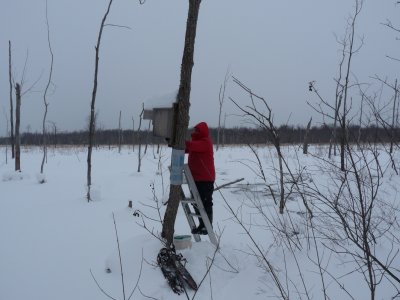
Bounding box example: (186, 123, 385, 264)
(173, 235, 192, 250)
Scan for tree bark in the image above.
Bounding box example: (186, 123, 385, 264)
(9, 41, 15, 159)
(15, 83, 21, 171)
(161, 0, 202, 245)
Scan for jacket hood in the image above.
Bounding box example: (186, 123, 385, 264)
(195, 122, 209, 137)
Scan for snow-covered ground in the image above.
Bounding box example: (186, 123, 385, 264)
(1, 145, 399, 300)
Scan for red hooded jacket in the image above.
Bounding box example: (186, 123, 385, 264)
(185, 122, 215, 182)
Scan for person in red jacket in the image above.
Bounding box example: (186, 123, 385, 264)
(185, 122, 215, 235)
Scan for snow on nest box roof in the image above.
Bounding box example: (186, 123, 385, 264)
(144, 90, 178, 109)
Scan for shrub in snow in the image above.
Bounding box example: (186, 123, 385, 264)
(89, 185, 102, 201)
(2, 171, 29, 182)
(36, 173, 47, 184)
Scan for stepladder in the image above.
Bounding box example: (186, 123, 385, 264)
(180, 164, 218, 247)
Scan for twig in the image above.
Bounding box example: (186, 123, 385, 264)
(214, 178, 244, 191)
(113, 212, 126, 300)
(90, 269, 118, 300)
(191, 235, 221, 300)
(127, 249, 144, 300)
(138, 286, 159, 300)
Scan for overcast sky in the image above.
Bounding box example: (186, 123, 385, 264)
(1, 0, 399, 133)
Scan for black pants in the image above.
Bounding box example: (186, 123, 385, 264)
(194, 181, 214, 226)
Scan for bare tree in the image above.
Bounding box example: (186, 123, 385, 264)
(303, 117, 312, 154)
(381, 3, 400, 62)
(330, 35, 348, 158)
(371, 76, 399, 154)
(14, 83, 21, 171)
(48, 120, 57, 149)
(10, 49, 41, 172)
(339, 0, 363, 171)
(40, 0, 54, 175)
(308, 0, 364, 168)
(144, 120, 150, 155)
(161, 0, 202, 245)
(361, 78, 400, 174)
(137, 104, 144, 172)
(223, 134, 399, 298)
(216, 67, 230, 151)
(307, 138, 400, 299)
(230, 77, 286, 213)
(8, 41, 15, 159)
(390, 79, 398, 154)
(87, 0, 114, 201)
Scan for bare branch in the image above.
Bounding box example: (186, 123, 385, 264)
(113, 213, 126, 300)
(90, 269, 118, 300)
(104, 23, 132, 30)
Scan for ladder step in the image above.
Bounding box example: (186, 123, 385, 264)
(181, 198, 196, 204)
(188, 213, 201, 217)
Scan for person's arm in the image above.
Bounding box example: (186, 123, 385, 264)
(186, 139, 209, 153)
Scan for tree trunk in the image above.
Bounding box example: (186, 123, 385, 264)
(41, 0, 54, 174)
(217, 68, 229, 151)
(137, 105, 144, 172)
(278, 148, 285, 214)
(144, 120, 150, 154)
(303, 117, 312, 154)
(15, 83, 21, 171)
(9, 41, 15, 159)
(390, 79, 397, 154)
(340, 0, 360, 171)
(87, 0, 114, 201)
(161, 0, 202, 245)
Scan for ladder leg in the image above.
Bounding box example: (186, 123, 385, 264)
(181, 203, 201, 242)
(183, 165, 218, 247)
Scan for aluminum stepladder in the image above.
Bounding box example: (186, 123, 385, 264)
(180, 164, 218, 247)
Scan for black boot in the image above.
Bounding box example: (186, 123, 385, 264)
(192, 214, 207, 234)
(191, 219, 207, 235)
(192, 209, 212, 235)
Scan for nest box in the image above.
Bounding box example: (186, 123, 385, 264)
(143, 103, 178, 146)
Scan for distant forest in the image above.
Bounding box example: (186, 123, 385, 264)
(0, 125, 399, 147)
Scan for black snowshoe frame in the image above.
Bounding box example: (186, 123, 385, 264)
(157, 246, 198, 294)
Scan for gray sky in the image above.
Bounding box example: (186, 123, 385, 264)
(1, 0, 399, 133)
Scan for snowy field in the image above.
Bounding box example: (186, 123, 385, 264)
(1, 144, 399, 300)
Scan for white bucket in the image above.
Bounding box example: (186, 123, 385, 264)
(173, 235, 192, 250)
